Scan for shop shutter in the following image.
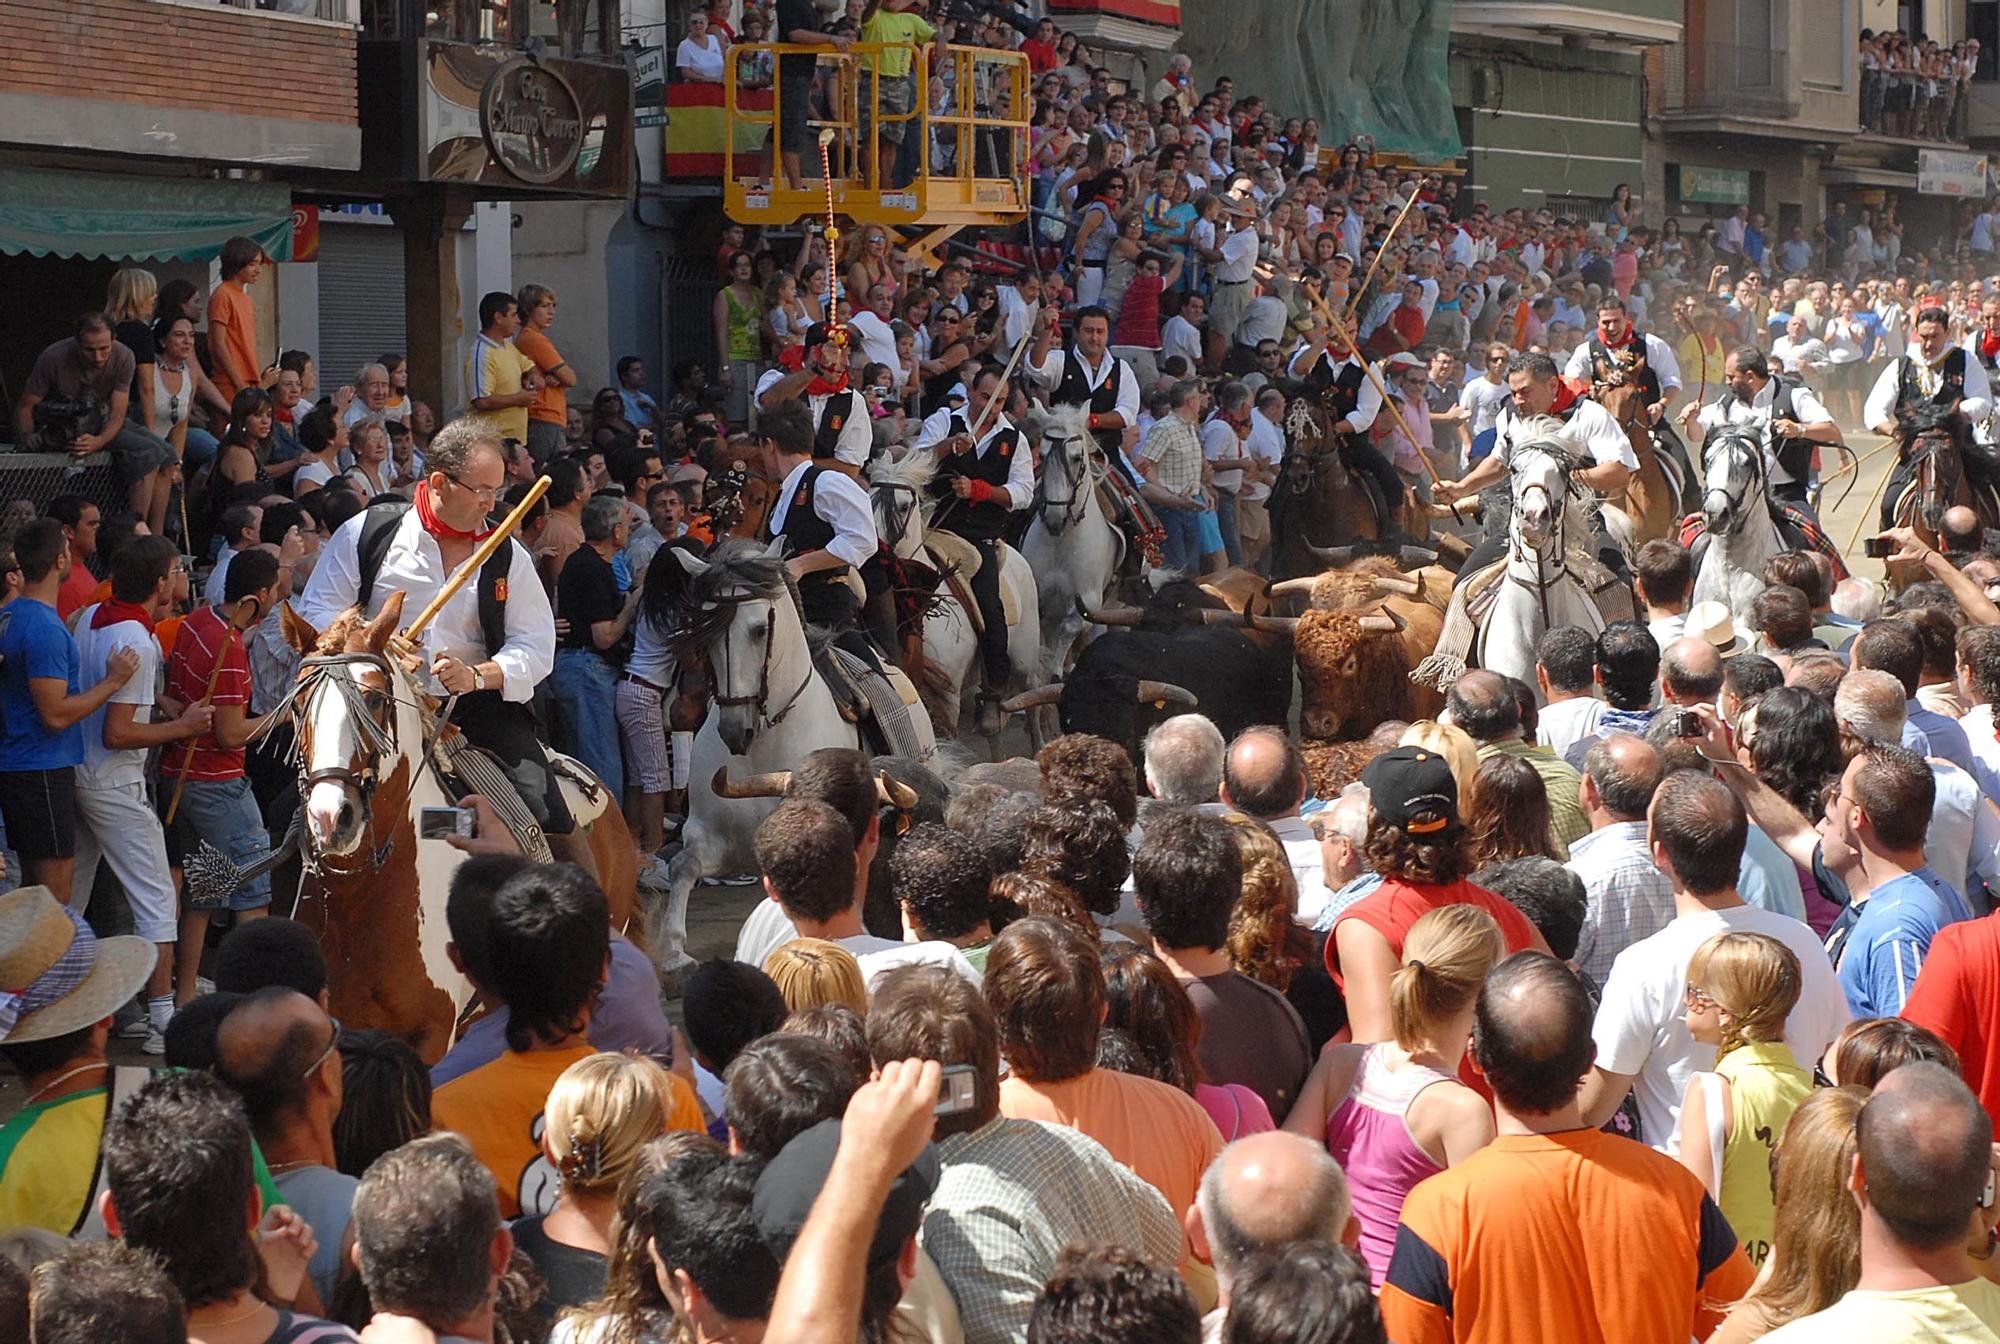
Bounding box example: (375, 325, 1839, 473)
(316, 224, 408, 389)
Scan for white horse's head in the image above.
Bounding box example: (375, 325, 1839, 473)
(1702, 425, 1765, 538)
(1508, 434, 1581, 554)
(871, 449, 937, 562)
(673, 537, 808, 756)
(282, 594, 426, 863)
(1036, 404, 1096, 527)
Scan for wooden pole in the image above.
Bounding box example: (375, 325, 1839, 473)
(967, 325, 1034, 442)
(401, 475, 551, 644)
(1844, 449, 1899, 556)
(1345, 188, 1423, 324)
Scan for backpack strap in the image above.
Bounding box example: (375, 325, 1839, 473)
(355, 500, 415, 611)
(476, 542, 516, 659)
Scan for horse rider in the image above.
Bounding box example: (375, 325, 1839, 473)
(914, 365, 1032, 734)
(1026, 302, 1155, 528)
(1865, 303, 2000, 520)
(755, 322, 873, 478)
(294, 417, 600, 879)
(1564, 294, 1694, 492)
(1966, 294, 2000, 397)
(1435, 350, 1635, 582)
(1681, 344, 1841, 513)
(757, 398, 893, 668)
(1284, 316, 1408, 530)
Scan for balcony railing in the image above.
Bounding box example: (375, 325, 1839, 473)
(1661, 42, 1798, 119)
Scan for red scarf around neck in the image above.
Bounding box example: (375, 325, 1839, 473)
(1982, 329, 2000, 363)
(1599, 323, 1636, 349)
(778, 344, 851, 398)
(91, 598, 154, 633)
(1550, 377, 1586, 417)
(414, 481, 493, 543)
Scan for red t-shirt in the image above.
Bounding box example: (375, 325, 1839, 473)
(163, 606, 250, 781)
(1328, 876, 1539, 988)
(54, 564, 99, 620)
(1113, 274, 1164, 348)
(1902, 914, 2000, 1134)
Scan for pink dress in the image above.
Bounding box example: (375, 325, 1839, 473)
(1322, 1043, 1454, 1287)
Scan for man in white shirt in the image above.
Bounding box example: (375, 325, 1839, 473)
(1027, 305, 1141, 464)
(1685, 345, 1840, 508)
(1579, 772, 1848, 1151)
(1535, 625, 1606, 764)
(1208, 205, 1264, 352)
(755, 322, 874, 471)
(1865, 305, 2000, 525)
(1955, 625, 2000, 805)
(848, 283, 902, 378)
(1162, 296, 1206, 375)
(1238, 386, 1288, 568)
(1219, 727, 1328, 926)
(1771, 315, 1831, 377)
(1456, 343, 1515, 448)
(1200, 381, 1257, 567)
(996, 271, 1044, 351)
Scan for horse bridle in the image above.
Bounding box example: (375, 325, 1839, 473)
(1908, 427, 1962, 528)
(1704, 430, 1766, 536)
(1033, 433, 1103, 534)
(1507, 449, 1581, 629)
(874, 480, 920, 551)
(704, 591, 811, 742)
(279, 652, 430, 875)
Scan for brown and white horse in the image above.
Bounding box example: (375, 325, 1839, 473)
(1591, 351, 1680, 544)
(277, 593, 637, 1062)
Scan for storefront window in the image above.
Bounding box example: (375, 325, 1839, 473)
(363, 0, 622, 55)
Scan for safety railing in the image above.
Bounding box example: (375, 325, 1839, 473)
(716, 42, 1030, 228)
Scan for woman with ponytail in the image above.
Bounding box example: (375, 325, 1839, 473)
(1282, 904, 1504, 1287)
(1674, 931, 1810, 1270)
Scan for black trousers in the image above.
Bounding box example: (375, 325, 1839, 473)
(452, 690, 576, 835)
(964, 536, 1009, 686)
(801, 575, 886, 673)
(1344, 437, 1406, 520)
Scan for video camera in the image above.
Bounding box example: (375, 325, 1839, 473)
(27, 397, 96, 454)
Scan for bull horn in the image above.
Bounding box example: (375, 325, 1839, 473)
(1245, 614, 1299, 635)
(1268, 577, 1320, 598)
(1135, 680, 1199, 706)
(1370, 573, 1424, 597)
(1076, 595, 1144, 627)
(1357, 606, 1408, 634)
(1198, 608, 1250, 626)
(1306, 542, 1359, 565)
(1396, 544, 1441, 569)
(712, 766, 793, 799)
(1002, 684, 1064, 712)
(875, 771, 918, 810)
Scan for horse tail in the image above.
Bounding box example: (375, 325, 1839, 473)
(1599, 503, 1637, 566)
(916, 657, 958, 738)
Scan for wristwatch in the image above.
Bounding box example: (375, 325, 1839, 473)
(471, 666, 488, 692)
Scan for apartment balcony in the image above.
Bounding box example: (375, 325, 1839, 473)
(1656, 41, 1859, 141)
(1451, 0, 1681, 48)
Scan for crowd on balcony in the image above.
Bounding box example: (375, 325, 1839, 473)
(1859, 28, 1980, 141)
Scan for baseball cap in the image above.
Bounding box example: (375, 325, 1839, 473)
(752, 1119, 940, 1270)
(1360, 746, 1459, 834)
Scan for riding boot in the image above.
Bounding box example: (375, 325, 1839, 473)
(975, 692, 1005, 737)
(863, 590, 901, 666)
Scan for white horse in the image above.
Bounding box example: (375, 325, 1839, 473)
(870, 449, 1042, 735)
(1020, 405, 1124, 679)
(1475, 437, 1620, 687)
(661, 538, 934, 977)
(1690, 423, 1783, 632)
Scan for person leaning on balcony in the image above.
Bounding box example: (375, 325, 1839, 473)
(677, 10, 726, 82)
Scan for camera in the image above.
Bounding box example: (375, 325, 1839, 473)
(29, 397, 95, 453)
(1864, 536, 1894, 559)
(418, 806, 476, 841)
(1672, 709, 1705, 738)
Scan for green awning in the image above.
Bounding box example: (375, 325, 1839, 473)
(0, 167, 294, 263)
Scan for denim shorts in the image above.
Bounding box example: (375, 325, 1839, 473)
(176, 775, 273, 910)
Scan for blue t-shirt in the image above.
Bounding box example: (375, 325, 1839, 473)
(0, 599, 83, 772)
(1827, 865, 1972, 1017)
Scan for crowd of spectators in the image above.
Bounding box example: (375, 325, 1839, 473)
(1860, 28, 1981, 142)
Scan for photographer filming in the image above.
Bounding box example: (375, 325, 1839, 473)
(15, 312, 178, 538)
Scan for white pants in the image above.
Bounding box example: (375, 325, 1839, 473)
(73, 778, 176, 943)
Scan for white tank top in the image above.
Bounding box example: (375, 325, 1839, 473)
(154, 362, 194, 429)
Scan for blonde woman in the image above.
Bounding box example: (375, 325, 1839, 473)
(1399, 720, 1480, 817)
(521, 1052, 683, 1313)
(1284, 904, 1504, 1287)
(1710, 1087, 1865, 1343)
(1676, 931, 1811, 1270)
(105, 265, 160, 431)
(762, 938, 869, 1014)
(551, 1130, 723, 1344)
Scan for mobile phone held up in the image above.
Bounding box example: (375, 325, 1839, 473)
(1864, 536, 1894, 559)
(419, 806, 475, 841)
(935, 1063, 977, 1116)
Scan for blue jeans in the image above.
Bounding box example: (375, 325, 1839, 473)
(1160, 507, 1204, 573)
(184, 426, 219, 472)
(552, 648, 624, 798)
(1212, 487, 1242, 567)
(178, 776, 272, 910)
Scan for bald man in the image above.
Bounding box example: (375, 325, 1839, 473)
(1760, 1063, 2000, 1338)
(1190, 1131, 1357, 1331)
(213, 987, 353, 1302)
(1381, 953, 1756, 1342)
(1567, 733, 1669, 985)
(1219, 727, 1322, 922)
(1660, 636, 1723, 709)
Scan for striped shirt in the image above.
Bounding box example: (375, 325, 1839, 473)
(1565, 821, 1676, 986)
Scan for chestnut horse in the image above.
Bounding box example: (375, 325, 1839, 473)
(1591, 354, 1680, 544)
(277, 594, 638, 1062)
(1266, 396, 1385, 579)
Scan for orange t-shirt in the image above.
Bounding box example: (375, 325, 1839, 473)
(1380, 1129, 1756, 1344)
(208, 280, 259, 403)
(998, 1068, 1223, 1226)
(514, 329, 571, 428)
(432, 1044, 704, 1219)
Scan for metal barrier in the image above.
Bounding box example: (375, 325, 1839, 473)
(722, 42, 1030, 233)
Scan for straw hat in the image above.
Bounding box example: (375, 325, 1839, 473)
(1685, 600, 1749, 658)
(0, 887, 154, 1046)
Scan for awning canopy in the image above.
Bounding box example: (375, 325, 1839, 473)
(0, 167, 294, 263)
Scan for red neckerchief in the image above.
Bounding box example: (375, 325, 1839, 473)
(1600, 323, 1636, 350)
(1550, 378, 1587, 416)
(91, 599, 154, 633)
(1982, 329, 2000, 362)
(778, 344, 851, 398)
(414, 481, 493, 543)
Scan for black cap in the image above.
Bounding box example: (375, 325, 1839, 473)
(1361, 746, 1459, 834)
(751, 1119, 939, 1270)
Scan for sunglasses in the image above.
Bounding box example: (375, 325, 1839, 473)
(305, 1016, 344, 1080)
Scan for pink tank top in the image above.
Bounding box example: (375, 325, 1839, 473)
(1322, 1043, 1454, 1288)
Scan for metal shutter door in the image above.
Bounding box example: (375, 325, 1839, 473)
(316, 225, 407, 388)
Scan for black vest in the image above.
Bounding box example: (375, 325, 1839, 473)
(1304, 352, 1367, 424)
(929, 417, 1019, 542)
(1052, 347, 1124, 452)
(1587, 329, 1663, 405)
(1974, 330, 2000, 374)
(812, 390, 865, 461)
(771, 465, 845, 580)
(1896, 347, 1970, 414)
(1719, 377, 1813, 484)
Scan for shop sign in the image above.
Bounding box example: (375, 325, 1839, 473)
(481, 60, 587, 186)
(1678, 166, 1749, 207)
(1919, 149, 1989, 197)
(632, 45, 668, 128)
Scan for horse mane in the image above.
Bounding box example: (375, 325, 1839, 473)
(871, 447, 937, 492)
(1897, 403, 1973, 448)
(1702, 422, 1765, 467)
(1510, 430, 1604, 542)
(1044, 403, 1091, 444)
(315, 609, 372, 655)
(670, 537, 822, 661)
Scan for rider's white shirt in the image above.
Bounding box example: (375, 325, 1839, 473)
(1864, 346, 1995, 431)
(1495, 398, 1637, 473)
(1562, 331, 1684, 394)
(754, 368, 872, 466)
(913, 408, 1034, 509)
(1029, 347, 1141, 430)
(767, 457, 879, 569)
(1282, 348, 1384, 436)
(296, 505, 553, 703)
(1694, 377, 1834, 485)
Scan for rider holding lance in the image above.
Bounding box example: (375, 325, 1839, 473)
(1285, 312, 1406, 528)
(1436, 351, 1635, 579)
(755, 322, 873, 477)
(294, 419, 598, 877)
(914, 366, 1032, 734)
(1564, 295, 1693, 489)
(1028, 304, 1139, 472)
(758, 399, 889, 668)
(1682, 345, 1840, 511)
(1865, 305, 2000, 522)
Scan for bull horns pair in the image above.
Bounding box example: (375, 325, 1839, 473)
(1268, 574, 1423, 601)
(1304, 542, 1441, 570)
(1000, 680, 1200, 713)
(712, 767, 919, 809)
